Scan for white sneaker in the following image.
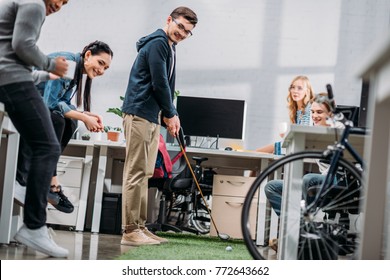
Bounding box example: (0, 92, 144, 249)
(14, 224, 69, 258)
(14, 181, 26, 206)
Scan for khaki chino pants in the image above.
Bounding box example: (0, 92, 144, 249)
(122, 114, 160, 232)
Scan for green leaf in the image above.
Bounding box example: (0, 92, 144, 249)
(106, 108, 122, 118)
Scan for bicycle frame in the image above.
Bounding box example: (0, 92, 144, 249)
(306, 119, 364, 213)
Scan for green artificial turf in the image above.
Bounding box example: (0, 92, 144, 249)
(117, 232, 253, 260)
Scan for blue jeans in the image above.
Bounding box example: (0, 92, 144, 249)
(264, 179, 283, 216)
(264, 173, 326, 216)
(0, 82, 61, 229)
(302, 173, 326, 207)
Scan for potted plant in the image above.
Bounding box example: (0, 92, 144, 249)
(81, 133, 91, 141)
(104, 126, 122, 142)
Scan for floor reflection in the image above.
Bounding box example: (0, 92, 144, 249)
(0, 229, 131, 260)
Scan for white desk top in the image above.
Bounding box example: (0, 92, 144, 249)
(283, 124, 366, 149)
(168, 144, 276, 160)
(68, 139, 96, 147)
(69, 139, 277, 159)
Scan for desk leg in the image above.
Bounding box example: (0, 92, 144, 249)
(75, 145, 95, 232)
(254, 160, 283, 246)
(91, 145, 108, 233)
(89, 233, 99, 260)
(269, 168, 282, 240)
(74, 232, 83, 260)
(254, 158, 270, 246)
(0, 133, 20, 244)
(278, 133, 305, 259)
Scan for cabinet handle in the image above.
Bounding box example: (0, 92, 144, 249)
(226, 180, 245, 186)
(225, 201, 243, 207)
(58, 161, 67, 165)
(57, 170, 66, 175)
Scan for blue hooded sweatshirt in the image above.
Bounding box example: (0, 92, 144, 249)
(121, 29, 177, 125)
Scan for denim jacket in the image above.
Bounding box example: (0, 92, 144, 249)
(40, 51, 82, 117)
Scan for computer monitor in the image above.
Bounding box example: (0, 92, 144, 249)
(176, 96, 246, 140)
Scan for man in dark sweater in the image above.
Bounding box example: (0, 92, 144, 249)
(0, 0, 70, 258)
(120, 6, 198, 246)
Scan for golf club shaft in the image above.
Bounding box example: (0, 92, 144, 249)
(176, 136, 222, 235)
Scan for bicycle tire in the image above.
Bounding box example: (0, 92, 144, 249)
(241, 151, 363, 260)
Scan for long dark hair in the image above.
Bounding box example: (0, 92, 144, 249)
(74, 40, 113, 112)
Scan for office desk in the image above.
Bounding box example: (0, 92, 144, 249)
(90, 142, 276, 240)
(183, 147, 278, 245)
(278, 125, 366, 259)
(63, 140, 97, 231)
(168, 145, 275, 175)
(0, 134, 96, 243)
(0, 116, 20, 244)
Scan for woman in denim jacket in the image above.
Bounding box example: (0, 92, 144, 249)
(16, 41, 113, 213)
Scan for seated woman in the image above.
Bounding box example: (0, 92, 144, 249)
(256, 75, 314, 153)
(16, 41, 113, 213)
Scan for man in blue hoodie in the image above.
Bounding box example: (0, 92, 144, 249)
(121, 6, 198, 246)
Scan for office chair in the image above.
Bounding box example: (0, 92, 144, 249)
(164, 156, 213, 235)
(147, 131, 214, 235)
(147, 157, 189, 233)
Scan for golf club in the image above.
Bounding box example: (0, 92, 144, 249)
(175, 130, 230, 241)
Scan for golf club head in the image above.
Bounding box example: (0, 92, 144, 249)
(218, 232, 230, 241)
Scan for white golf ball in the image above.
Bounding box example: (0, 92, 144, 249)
(225, 246, 233, 251)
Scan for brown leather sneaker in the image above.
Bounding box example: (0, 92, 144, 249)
(142, 228, 169, 243)
(121, 229, 160, 246)
(269, 238, 278, 252)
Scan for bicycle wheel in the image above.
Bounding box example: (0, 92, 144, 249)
(241, 151, 363, 260)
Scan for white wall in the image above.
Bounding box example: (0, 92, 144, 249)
(38, 0, 390, 149)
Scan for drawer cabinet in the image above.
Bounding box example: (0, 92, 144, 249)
(46, 156, 84, 227)
(210, 175, 258, 239)
(212, 175, 257, 197)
